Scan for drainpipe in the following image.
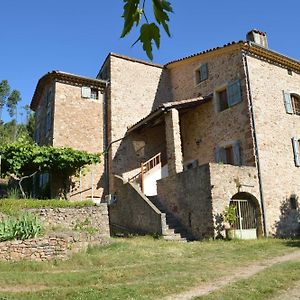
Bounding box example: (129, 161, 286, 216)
(242, 46, 268, 237)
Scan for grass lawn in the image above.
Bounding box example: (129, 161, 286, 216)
(197, 260, 300, 300)
(0, 237, 298, 300)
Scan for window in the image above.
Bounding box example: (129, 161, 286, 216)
(292, 137, 300, 167)
(217, 80, 242, 112)
(184, 160, 198, 170)
(90, 88, 98, 100)
(218, 89, 228, 111)
(283, 91, 300, 116)
(290, 196, 298, 210)
(46, 88, 52, 107)
(215, 141, 242, 166)
(81, 86, 99, 100)
(81, 86, 91, 98)
(45, 109, 52, 133)
(195, 63, 208, 84)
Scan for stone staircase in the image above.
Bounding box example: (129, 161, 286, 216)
(147, 196, 195, 242)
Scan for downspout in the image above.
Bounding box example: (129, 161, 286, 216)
(242, 45, 268, 237)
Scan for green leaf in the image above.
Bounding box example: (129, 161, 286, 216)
(138, 23, 160, 60)
(152, 0, 173, 37)
(121, 0, 142, 38)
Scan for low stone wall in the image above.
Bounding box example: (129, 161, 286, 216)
(0, 204, 110, 261)
(0, 232, 109, 261)
(26, 204, 110, 238)
(110, 175, 164, 235)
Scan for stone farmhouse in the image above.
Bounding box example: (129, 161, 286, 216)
(31, 30, 300, 240)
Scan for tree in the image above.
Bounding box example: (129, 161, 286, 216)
(0, 80, 10, 123)
(0, 139, 101, 199)
(121, 0, 173, 60)
(6, 89, 21, 141)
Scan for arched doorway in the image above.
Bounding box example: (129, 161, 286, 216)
(230, 192, 263, 239)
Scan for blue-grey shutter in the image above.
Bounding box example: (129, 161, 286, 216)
(283, 91, 293, 114)
(215, 146, 226, 163)
(81, 86, 91, 98)
(214, 146, 222, 163)
(227, 80, 242, 107)
(233, 141, 241, 166)
(200, 63, 208, 81)
(292, 137, 300, 167)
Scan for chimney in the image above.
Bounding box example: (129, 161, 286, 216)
(246, 29, 268, 48)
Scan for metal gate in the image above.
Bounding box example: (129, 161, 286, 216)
(230, 199, 257, 239)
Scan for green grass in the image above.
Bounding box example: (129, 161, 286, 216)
(197, 260, 300, 300)
(0, 237, 298, 299)
(0, 199, 94, 215)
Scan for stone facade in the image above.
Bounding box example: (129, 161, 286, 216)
(246, 54, 300, 235)
(31, 31, 300, 238)
(31, 72, 106, 200)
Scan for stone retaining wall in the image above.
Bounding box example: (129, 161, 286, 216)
(0, 232, 109, 261)
(0, 204, 110, 261)
(26, 204, 110, 238)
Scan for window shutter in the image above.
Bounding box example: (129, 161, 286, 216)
(200, 64, 208, 81)
(81, 86, 91, 98)
(283, 91, 293, 114)
(214, 147, 222, 163)
(227, 80, 242, 107)
(233, 141, 242, 166)
(215, 146, 226, 163)
(292, 137, 300, 167)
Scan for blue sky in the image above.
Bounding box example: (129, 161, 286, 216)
(1, 0, 300, 123)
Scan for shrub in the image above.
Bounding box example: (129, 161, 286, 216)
(0, 213, 44, 242)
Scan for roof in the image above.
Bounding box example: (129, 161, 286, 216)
(165, 41, 244, 66)
(165, 40, 300, 72)
(31, 71, 108, 111)
(127, 95, 212, 133)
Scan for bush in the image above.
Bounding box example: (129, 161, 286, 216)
(0, 213, 43, 242)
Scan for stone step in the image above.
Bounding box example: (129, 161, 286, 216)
(163, 235, 187, 242)
(147, 195, 195, 242)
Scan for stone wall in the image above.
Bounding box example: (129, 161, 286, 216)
(246, 54, 300, 235)
(110, 176, 164, 234)
(0, 205, 110, 261)
(27, 205, 110, 238)
(157, 164, 214, 239)
(0, 232, 108, 261)
(157, 163, 261, 239)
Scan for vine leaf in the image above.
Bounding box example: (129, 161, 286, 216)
(152, 0, 173, 37)
(121, 0, 143, 38)
(134, 23, 160, 60)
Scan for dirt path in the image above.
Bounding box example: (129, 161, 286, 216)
(163, 250, 300, 300)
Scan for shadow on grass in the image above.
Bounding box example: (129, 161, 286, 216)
(283, 239, 300, 248)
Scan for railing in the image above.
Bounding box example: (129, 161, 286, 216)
(129, 152, 162, 193)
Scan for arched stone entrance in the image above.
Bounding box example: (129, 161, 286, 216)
(230, 192, 263, 239)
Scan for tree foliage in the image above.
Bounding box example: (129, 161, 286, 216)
(0, 139, 101, 198)
(121, 0, 173, 60)
(0, 139, 100, 178)
(0, 80, 10, 121)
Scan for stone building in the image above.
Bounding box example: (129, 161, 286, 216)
(31, 71, 107, 200)
(31, 30, 300, 239)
